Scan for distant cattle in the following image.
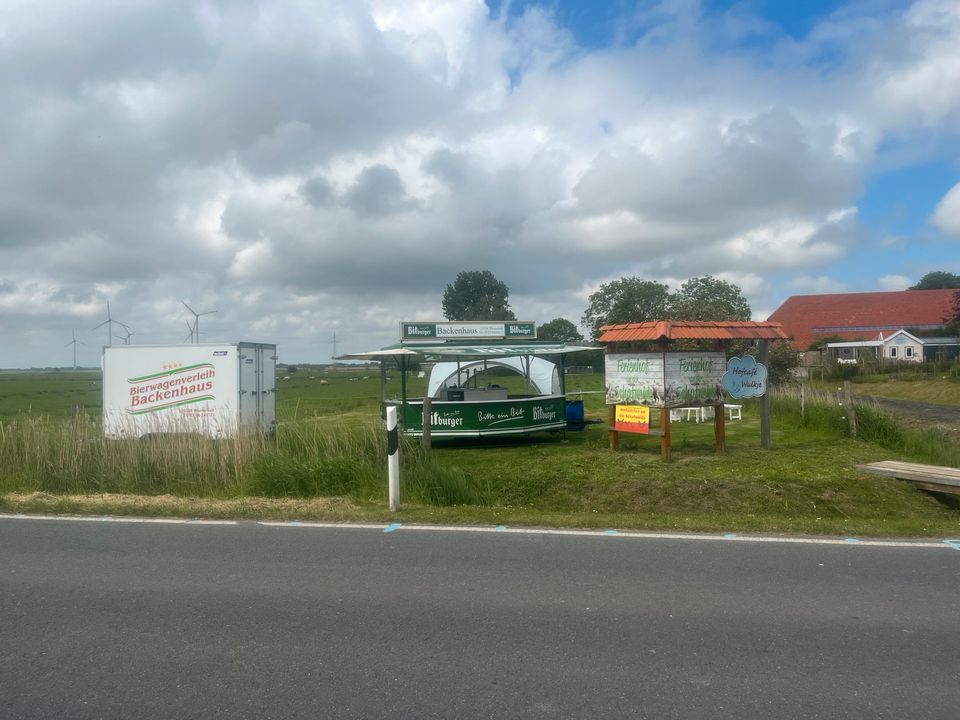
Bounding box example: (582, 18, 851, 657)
(319, 379, 329, 386)
(282, 376, 291, 381)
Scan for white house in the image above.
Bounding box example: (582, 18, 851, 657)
(827, 330, 960, 364)
(881, 330, 923, 362)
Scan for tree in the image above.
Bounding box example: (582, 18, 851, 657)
(908, 271, 960, 290)
(537, 318, 584, 343)
(667, 276, 751, 321)
(581, 278, 671, 339)
(946, 290, 960, 335)
(442, 270, 516, 321)
(765, 341, 801, 386)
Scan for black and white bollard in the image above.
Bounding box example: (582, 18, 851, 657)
(386, 406, 400, 512)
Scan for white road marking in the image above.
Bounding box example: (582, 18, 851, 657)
(258, 520, 954, 549)
(258, 521, 389, 530)
(0, 513, 236, 526)
(1, 513, 953, 548)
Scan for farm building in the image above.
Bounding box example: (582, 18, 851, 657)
(827, 330, 960, 363)
(767, 289, 957, 350)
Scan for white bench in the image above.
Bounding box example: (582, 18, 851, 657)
(669, 405, 742, 422)
(683, 407, 706, 422)
(724, 404, 742, 421)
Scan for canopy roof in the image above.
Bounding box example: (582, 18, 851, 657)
(597, 321, 788, 344)
(337, 340, 597, 361)
(335, 348, 421, 361)
(427, 358, 560, 396)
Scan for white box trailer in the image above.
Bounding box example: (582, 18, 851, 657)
(102, 343, 277, 438)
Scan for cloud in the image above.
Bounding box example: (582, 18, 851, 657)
(344, 165, 415, 217)
(878, 274, 913, 290)
(869, 0, 960, 130)
(787, 275, 848, 294)
(930, 181, 960, 237)
(3, 0, 960, 367)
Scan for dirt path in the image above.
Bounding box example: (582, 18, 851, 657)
(854, 394, 960, 438)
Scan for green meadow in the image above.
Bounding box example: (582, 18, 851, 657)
(0, 367, 958, 537)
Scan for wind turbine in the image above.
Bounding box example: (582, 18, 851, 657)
(65, 330, 85, 370)
(183, 319, 210, 344)
(182, 301, 217, 345)
(120, 327, 136, 345)
(92, 301, 129, 346)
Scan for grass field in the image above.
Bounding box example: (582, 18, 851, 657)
(1, 367, 958, 536)
(0, 370, 102, 417)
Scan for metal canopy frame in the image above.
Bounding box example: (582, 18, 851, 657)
(336, 340, 599, 434)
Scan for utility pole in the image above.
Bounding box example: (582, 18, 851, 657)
(331, 331, 339, 361)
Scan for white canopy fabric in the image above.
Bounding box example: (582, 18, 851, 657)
(427, 357, 560, 397)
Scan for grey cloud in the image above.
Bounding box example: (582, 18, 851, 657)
(344, 165, 413, 217)
(422, 148, 569, 242)
(573, 106, 859, 233)
(423, 148, 469, 186)
(0, 1, 215, 92)
(299, 175, 335, 208)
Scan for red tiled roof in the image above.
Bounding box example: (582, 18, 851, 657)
(597, 320, 788, 344)
(767, 289, 957, 350)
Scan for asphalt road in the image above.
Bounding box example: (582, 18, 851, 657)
(2, 518, 959, 720)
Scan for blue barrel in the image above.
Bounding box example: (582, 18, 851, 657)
(565, 400, 585, 430)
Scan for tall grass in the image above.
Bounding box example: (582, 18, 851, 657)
(0, 412, 484, 506)
(0, 413, 262, 496)
(771, 385, 960, 468)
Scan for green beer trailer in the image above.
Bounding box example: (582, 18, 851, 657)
(339, 321, 596, 438)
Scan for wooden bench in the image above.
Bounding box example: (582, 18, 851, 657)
(856, 461, 960, 495)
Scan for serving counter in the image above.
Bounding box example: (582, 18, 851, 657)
(389, 394, 567, 437)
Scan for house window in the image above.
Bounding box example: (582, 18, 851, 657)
(890, 347, 897, 358)
(905, 347, 914, 358)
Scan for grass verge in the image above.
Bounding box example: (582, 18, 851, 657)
(1, 391, 958, 536)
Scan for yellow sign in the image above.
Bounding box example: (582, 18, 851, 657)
(614, 405, 650, 434)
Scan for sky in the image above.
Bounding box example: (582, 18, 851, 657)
(1, 0, 959, 368)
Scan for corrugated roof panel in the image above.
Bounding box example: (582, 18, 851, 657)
(767, 289, 956, 350)
(596, 321, 788, 343)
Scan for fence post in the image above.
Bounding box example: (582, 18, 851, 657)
(843, 381, 857, 438)
(386, 406, 400, 511)
(608, 405, 619, 451)
(759, 340, 771, 450)
(800, 383, 805, 421)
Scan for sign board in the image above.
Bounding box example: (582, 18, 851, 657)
(102, 343, 276, 438)
(399, 396, 564, 436)
(614, 405, 650, 434)
(605, 352, 726, 407)
(401, 321, 536, 341)
(722, 355, 768, 398)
